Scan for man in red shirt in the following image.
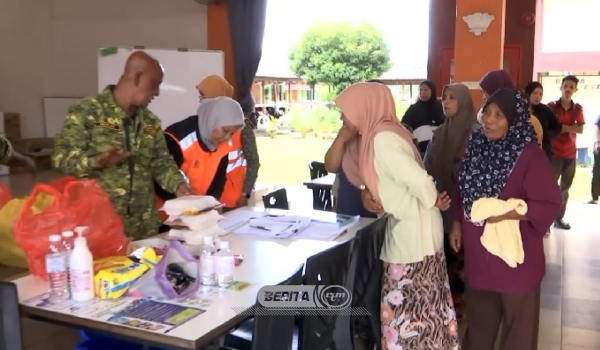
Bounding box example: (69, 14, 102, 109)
(548, 75, 584, 230)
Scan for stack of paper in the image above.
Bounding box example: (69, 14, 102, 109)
(233, 216, 311, 239)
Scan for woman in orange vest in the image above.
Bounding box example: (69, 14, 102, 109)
(156, 97, 245, 214)
(196, 76, 259, 208)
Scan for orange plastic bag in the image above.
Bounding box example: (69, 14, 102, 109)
(14, 179, 129, 278)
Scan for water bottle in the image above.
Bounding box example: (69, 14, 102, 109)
(61, 230, 75, 287)
(215, 241, 234, 287)
(200, 236, 216, 286)
(46, 234, 70, 302)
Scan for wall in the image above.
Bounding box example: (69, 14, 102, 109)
(428, 0, 537, 90)
(0, 0, 207, 138)
(534, 0, 600, 75)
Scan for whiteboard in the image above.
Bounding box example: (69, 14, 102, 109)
(43, 97, 84, 137)
(98, 46, 225, 128)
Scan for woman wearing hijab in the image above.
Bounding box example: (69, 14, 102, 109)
(479, 70, 543, 145)
(196, 75, 260, 208)
(335, 82, 460, 349)
(156, 97, 245, 204)
(325, 80, 390, 217)
(423, 83, 478, 311)
(524, 82, 562, 158)
(401, 80, 445, 156)
(451, 89, 561, 350)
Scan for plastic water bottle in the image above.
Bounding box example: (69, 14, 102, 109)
(46, 234, 70, 302)
(61, 230, 75, 287)
(215, 241, 234, 287)
(200, 236, 216, 286)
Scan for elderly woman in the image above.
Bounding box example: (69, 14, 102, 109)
(335, 82, 460, 349)
(479, 70, 543, 145)
(451, 88, 561, 350)
(424, 83, 479, 311)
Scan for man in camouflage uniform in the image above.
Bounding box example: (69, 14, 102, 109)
(52, 51, 193, 240)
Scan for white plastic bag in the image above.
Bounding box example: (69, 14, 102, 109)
(169, 224, 225, 245)
(166, 210, 222, 231)
(160, 195, 220, 216)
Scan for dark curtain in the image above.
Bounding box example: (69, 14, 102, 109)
(227, 0, 268, 115)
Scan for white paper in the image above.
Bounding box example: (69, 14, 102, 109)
(217, 211, 266, 234)
(233, 216, 311, 239)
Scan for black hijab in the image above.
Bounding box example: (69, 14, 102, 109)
(401, 80, 445, 154)
(524, 82, 561, 157)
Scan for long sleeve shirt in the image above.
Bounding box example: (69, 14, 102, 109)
(51, 86, 185, 240)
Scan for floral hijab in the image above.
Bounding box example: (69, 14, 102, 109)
(458, 88, 537, 221)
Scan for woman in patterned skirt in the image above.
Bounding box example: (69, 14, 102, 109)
(334, 82, 460, 350)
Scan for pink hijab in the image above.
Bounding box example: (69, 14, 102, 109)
(336, 82, 423, 203)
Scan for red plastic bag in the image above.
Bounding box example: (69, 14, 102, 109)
(14, 179, 129, 278)
(0, 183, 12, 210)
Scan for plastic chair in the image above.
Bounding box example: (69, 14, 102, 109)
(298, 239, 357, 350)
(0, 281, 24, 350)
(335, 216, 389, 350)
(262, 188, 289, 210)
(308, 161, 333, 211)
(223, 264, 305, 350)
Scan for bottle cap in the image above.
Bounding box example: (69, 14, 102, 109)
(219, 241, 229, 249)
(61, 230, 74, 238)
(49, 234, 61, 242)
(202, 236, 214, 244)
(74, 226, 88, 236)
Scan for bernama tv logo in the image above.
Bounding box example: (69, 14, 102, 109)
(232, 285, 370, 316)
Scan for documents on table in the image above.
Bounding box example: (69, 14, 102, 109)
(231, 214, 360, 241)
(233, 216, 311, 238)
(217, 210, 266, 234)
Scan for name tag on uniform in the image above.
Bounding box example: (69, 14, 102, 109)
(94, 121, 120, 131)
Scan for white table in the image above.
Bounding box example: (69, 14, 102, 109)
(14, 208, 374, 349)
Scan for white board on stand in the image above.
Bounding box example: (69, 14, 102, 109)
(98, 46, 225, 128)
(43, 97, 84, 137)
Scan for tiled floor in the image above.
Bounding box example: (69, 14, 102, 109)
(2, 170, 600, 349)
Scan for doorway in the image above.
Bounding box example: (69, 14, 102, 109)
(439, 46, 522, 87)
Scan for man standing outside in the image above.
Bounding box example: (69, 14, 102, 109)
(588, 114, 600, 204)
(548, 75, 585, 230)
(52, 51, 194, 240)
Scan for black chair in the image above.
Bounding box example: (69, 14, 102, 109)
(308, 161, 333, 211)
(0, 281, 24, 350)
(262, 188, 289, 210)
(298, 238, 356, 350)
(335, 216, 389, 350)
(223, 264, 305, 350)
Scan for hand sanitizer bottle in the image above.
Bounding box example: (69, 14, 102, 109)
(69, 230, 94, 301)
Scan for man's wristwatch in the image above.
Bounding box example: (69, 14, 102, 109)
(243, 192, 251, 199)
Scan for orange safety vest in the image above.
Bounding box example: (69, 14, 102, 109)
(220, 130, 247, 207)
(156, 115, 234, 221)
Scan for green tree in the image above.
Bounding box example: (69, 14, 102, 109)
(289, 21, 392, 94)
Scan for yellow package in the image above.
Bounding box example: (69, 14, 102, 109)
(129, 247, 161, 268)
(94, 262, 149, 299)
(93, 256, 134, 274)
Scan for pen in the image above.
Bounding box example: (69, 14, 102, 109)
(250, 225, 271, 231)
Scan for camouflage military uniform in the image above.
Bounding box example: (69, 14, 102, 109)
(0, 137, 13, 164)
(51, 86, 185, 240)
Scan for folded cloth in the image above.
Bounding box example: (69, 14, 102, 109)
(471, 198, 528, 268)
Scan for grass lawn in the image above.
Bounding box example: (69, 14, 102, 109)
(256, 134, 594, 202)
